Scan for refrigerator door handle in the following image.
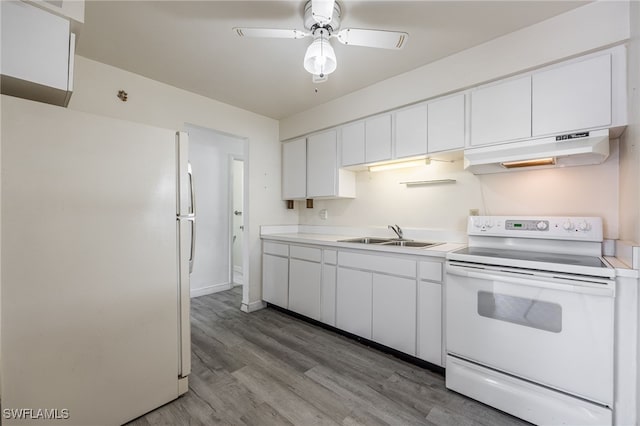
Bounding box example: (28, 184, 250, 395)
(189, 217, 196, 273)
(188, 162, 196, 216)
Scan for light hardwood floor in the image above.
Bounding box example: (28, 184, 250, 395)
(127, 287, 529, 425)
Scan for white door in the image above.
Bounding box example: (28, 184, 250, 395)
(1, 96, 181, 425)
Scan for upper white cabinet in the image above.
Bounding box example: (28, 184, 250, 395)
(282, 132, 355, 200)
(340, 122, 365, 167)
(427, 94, 465, 153)
(365, 114, 392, 163)
(1, 1, 75, 106)
(307, 130, 356, 199)
(532, 53, 611, 137)
(394, 105, 428, 159)
(282, 138, 307, 200)
(470, 76, 532, 146)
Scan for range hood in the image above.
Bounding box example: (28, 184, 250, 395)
(464, 129, 610, 174)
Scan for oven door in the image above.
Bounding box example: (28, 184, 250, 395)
(446, 261, 614, 406)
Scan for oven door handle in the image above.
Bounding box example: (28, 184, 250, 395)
(446, 263, 615, 297)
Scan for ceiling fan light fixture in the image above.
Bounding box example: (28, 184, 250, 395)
(303, 30, 337, 77)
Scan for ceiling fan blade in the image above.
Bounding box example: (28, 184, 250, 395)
(233, 27, 309, 39)
(335, 28, 409, 49)
(311, 0, 335, 25)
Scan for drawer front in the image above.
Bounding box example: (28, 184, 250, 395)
(419, 260, 443, 282)
(263, 241, 289, 257)
(338, 251, 416, 278)
(290, 245, 322, 262)
(324, 249, 337, 265)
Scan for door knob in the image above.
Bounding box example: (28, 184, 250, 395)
(234, 210, 243, 216)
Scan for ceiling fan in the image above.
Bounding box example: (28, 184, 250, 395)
(233, 0, 409, 82)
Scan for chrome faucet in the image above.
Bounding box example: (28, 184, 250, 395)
(388, 224, 403, 240)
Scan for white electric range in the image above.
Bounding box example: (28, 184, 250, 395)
(445, 216, 615, 426)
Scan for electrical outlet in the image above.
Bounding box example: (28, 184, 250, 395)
(319, 209, 328, 220)
(469, 209, 480, 216)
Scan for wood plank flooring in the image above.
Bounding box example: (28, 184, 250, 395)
(127, 287, 529, 426)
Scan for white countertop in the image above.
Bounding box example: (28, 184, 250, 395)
(261, 225, 466, 258)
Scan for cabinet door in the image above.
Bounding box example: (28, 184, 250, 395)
(289, 258, 322, 320)
(1, 1, 71, 90)
(532, 54, 612, 137)
(471, 76, 532, 146)
(262, 254, 289, 308)
(395, 105, 427, 159)
(365, 114, 392, 163)
(372, 274, 416, 355)
(340, 122, 365, 167)
(428, 94, 465, 153)
(282, 138, 306, 200)
(307, 130, 337, 198)
(336, 267, 372, 339)
(321, 264, 337, 326)
(417, 281, 442, 366)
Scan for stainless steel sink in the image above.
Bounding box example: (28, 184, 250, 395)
(379, 240, 441, 248)
(338, 237, 441, 249)
(338, 237, 394, 244)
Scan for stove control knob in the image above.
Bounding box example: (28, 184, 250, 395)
(577, 220, 590, 231)
(536, 221, 548, 230)
(473, 218, 482, 228)
(484, 220, 494, 229)
(563, 220, 574, 231)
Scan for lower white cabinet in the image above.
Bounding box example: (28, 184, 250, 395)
(262, 253, 289, 308)
(372, 273, 417, 355)
(289, 258, 322, 320)
(417, 280, 443, 366)
(336, 267, 372, 339)
(321, 264, 337, 326)
(262, 239, 444, 367)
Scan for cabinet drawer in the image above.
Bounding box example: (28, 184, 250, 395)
(338, 251, 416, 278)
(419, 260, 443, 282)
(290, 245, 322, 262)
(263, 241, 289, 257)
(324, 249, 337, 265)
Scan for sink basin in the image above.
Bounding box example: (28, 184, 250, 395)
(338, 237, 441, 249)
(379, 240, 441, 248)
(338, 237, 394, 244)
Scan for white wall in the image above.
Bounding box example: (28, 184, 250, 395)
(280, 1, 630, 140)
(620, 0, 640, 245)
(68, 56, 298, 310)
(187, 124, 243, 297)
(298, 142, 621, 239)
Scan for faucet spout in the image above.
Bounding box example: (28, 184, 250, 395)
(388, 224, 403, 239)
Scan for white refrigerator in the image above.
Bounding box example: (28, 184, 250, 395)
(1, 95, 194, 425)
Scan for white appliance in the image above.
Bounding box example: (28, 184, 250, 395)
(445, 216, 615, 426)
(1, 95, 194, 425)
(464, 129, 610, 174)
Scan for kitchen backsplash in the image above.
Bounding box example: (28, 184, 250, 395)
(297, 140, 620, 239)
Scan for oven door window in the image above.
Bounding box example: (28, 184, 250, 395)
(477, 291, 562, 333)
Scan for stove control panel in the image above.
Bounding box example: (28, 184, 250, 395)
(468, 216, 603, 241)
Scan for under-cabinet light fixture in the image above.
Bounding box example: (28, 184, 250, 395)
(501, 157, 556, 169)
(368, 158, 430, 172)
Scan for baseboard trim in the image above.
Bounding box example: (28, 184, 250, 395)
(190, 282, 232, 298)
(241, 300, 267, 313)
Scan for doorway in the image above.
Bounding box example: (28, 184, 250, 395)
(230, 156, 244, 287)
(185, 123, 247, 307)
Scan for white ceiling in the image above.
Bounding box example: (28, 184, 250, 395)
(76, 1, 587, 120)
